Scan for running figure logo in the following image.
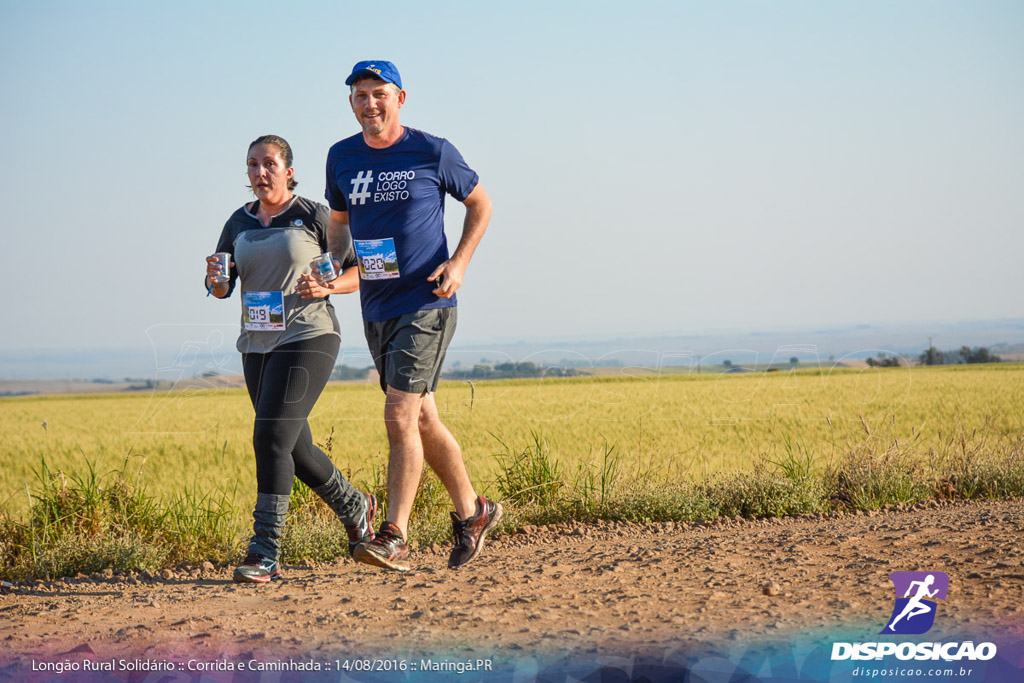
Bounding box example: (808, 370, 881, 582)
(881, 571, 949, 635)
(350, 170, 374, 205)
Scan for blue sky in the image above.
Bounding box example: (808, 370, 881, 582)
(1, 0, 1022, 359)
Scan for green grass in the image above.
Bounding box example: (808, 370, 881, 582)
(2, 423, 1023, 581)
(2, 364, 1024, 580)
(4, 364, 1023, 511)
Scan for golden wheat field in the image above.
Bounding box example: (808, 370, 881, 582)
(1, 363, 1021, 516)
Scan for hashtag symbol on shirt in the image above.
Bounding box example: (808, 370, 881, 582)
(349, 170, 374, 205)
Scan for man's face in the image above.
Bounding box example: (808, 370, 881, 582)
(349, 78, 405, 138)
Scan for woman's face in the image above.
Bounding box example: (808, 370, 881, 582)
(247, 143, 294, 204)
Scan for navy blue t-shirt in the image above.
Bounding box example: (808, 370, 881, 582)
(325, 127, 479, 322)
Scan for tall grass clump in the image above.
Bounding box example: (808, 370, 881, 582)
(934, 432, 1024, 501)
(826, 450, 931, 510)
(0, 455, 240, 582)
(711, 433, 826, 518)
(822, 414, 929, 509)
(493, 432, 563, 508)
(571, 441, 622, 517)
(159, 483, 240, 562)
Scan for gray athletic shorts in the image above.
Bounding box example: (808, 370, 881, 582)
(363, 307, 457, 394)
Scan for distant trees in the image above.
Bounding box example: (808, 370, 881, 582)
(918, 346, 1001, 366)
(959, 346, 1001, 364)
(444, 362, 584, 380)
(919, 346, 943, 366)
(866, 352, 902, 368)
(446, 364, 493, 380)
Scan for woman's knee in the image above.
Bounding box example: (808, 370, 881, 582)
(252, 419, 295, 460)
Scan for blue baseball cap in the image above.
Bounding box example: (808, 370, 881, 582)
(345, 60, 402, 89)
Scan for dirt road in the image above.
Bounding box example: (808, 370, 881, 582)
(2, 499, 1022, 681)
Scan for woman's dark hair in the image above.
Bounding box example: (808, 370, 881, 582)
(247, 134, 298, 190)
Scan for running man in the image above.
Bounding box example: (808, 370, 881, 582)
(887, 574, 939, 631)
(308, 60, 500, 571)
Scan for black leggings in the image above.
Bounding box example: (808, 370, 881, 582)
(242, 334, 340, 495)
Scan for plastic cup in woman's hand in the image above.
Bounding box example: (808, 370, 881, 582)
(311, 252, 338, 283)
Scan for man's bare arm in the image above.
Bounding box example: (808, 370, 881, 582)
(327, 209, 352, 256)
(301, 209, 359, 296)
(428, 184, 492, 298)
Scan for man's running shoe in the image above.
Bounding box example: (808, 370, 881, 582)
(448, 496, 503, 569)
(232, 553, 282, 583)
(345, 492, 377, 556)
(352, 521, 410, 571)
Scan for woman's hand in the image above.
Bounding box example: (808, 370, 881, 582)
(295, 267, 359, 298)
(295, 272, 331, 299)
(205, 254, 233, 298)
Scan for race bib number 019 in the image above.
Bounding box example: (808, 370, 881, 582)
(353, 238, 400, 280)
(242, 291, 286, 331)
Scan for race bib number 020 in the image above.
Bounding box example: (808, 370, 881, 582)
(242, 291, 286, 331)
(353, 238, 400, 280)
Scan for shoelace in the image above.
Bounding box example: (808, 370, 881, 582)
(376, 525, 403, 545)
(451, 514, 475, 538)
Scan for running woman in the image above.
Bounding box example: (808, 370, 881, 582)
(206, 135, 376, 583)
